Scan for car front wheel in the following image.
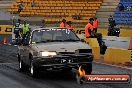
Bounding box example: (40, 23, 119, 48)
(29, 60, 39, 78)
(19, 59, 27, 72)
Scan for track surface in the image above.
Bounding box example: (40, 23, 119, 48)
(0, 45, 132, 88)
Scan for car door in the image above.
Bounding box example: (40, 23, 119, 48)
(21, 33, 31, 65)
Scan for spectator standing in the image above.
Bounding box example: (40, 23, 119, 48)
(18, 1, 24, 13)
(60, 19, 66, 27)
(66, 21, 74, 30)
(21, 20, 30, 43)
(108, 15, 116, 28)
(108, 15, 113, 23)
(119, 3, 124, 12)
(14, 19, 22, 44)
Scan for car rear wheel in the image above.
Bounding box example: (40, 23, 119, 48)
(29, 60, 39, 78)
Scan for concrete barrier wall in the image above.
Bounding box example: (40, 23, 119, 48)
(85, 38, 100, 60)
(104, 48, 131, 64)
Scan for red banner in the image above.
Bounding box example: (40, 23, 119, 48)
(77, 74, 131, 84)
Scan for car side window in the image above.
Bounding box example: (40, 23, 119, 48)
(32, 31, 42, 43)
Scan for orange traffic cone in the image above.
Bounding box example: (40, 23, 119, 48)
(3, 35, 6, 44)
(129, 37, 132, 50)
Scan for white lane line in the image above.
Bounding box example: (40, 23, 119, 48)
(94, 61, 132, 70)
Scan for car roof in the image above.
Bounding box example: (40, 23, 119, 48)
(32, 27, 68, 32)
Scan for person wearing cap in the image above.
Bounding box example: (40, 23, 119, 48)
(108, 15, 113, 24)
(60, 19, 66, 27)
(93, 17, 99, 33)
(85, 18, 94, 38)
(21, 20, 30, 43)
(14, 19, 22, 28)
(108, 15, 116, 29)
(66, 21, 74, 30)
(14, 19, 22, 44)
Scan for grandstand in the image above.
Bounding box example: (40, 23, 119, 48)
(96, 0, 119, 28)
(0, 0, 131, 28)
(7, 0, 103, 27)
(114, 0, 132, 26)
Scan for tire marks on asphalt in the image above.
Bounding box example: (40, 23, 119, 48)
(0, 45, 18, 63)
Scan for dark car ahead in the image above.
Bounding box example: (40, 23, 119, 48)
(17, 27, 93, 77)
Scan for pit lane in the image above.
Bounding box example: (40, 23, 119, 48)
(0, 45, 132, 88)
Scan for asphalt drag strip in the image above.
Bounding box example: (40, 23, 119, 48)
(0, 45, 132, 88)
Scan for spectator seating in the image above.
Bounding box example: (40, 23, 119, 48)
(8, 0, 103, 23)
(113, 0, 132, 25)
(120, 0, 132, 2)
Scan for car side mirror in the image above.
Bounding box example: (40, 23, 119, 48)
(81, 39, 85, 42)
